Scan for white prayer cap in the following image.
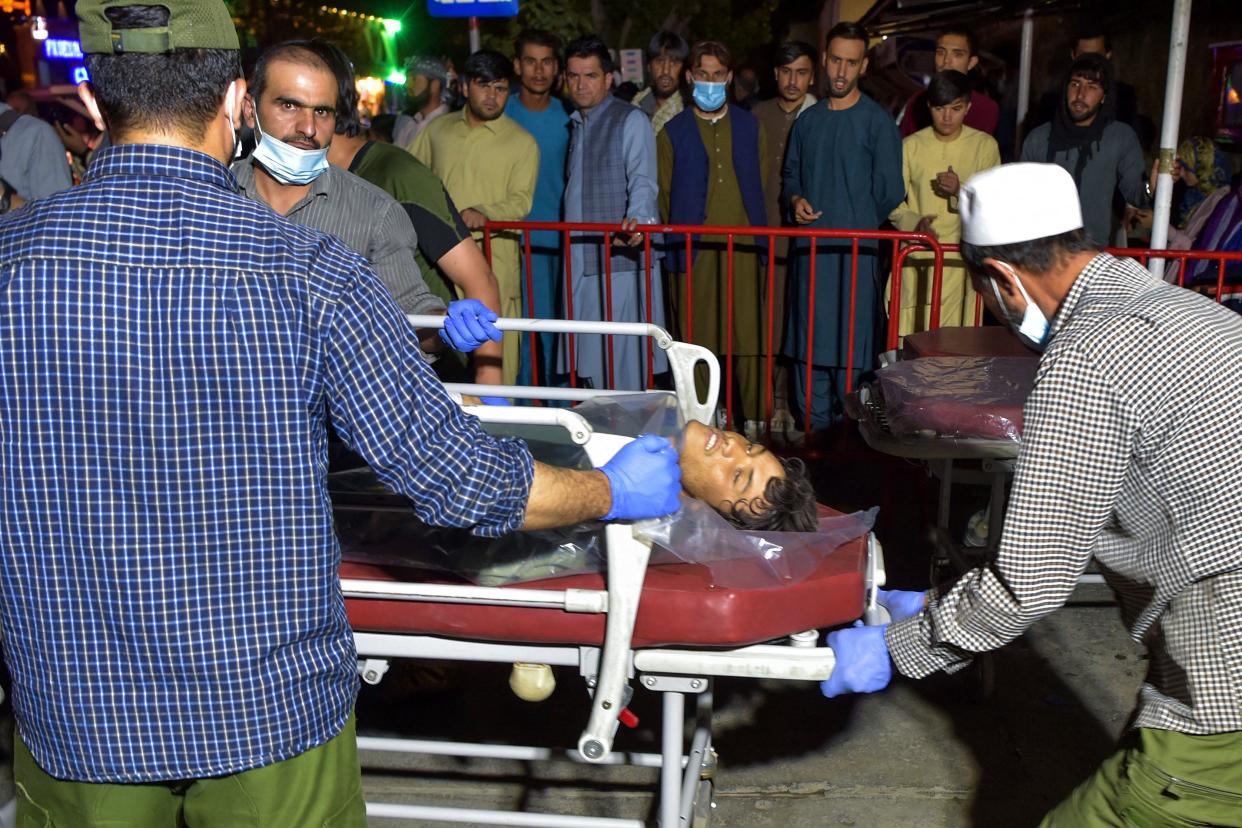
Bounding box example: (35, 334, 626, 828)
(959, 163, 1083, 246)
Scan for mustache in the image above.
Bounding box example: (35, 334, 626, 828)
(282, 134, 321, 149)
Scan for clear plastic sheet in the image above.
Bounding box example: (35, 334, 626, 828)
(872, 356, 1035, 443)
(331, 392, 875, 588)
(637, 499, 877, 588)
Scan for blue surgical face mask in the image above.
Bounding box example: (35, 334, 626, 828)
(692, 80, 727, 113)
(250, 112, 330, 185)
(988, 263, 1051, 351)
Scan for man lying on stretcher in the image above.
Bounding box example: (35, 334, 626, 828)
(331, 406, 822, 584)
(438, 302, 818, 533)
(449, 401, 818, 533)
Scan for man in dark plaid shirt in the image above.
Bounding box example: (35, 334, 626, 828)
(0, 1, 681, 824)
(825, 163, 1242, 826)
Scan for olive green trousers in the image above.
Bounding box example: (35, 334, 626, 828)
(14, 713, 366, 828)
(1039, 728, 1242, 827)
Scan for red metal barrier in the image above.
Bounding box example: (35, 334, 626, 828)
(481, 221, 942, 432)
(478, 221, 1242, 432)
(895, 242, 1242, 334)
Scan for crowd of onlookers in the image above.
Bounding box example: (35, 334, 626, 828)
(2, 18, 1240, 434)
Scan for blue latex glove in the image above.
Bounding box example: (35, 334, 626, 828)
(440, 299, 501, 352)
(599, 434, 682, 521)
(876, 588, 926, 622)
(820, 624, 893, 698)
(480, 396, 511, 406)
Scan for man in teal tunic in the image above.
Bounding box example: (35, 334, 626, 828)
(782, 21, 903, 430)
(507, 29, 572, 385)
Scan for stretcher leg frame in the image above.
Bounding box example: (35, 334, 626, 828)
(579, 524, 652, 762)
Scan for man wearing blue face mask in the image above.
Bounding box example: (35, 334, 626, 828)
(234, 40, 443, 320)
(657, 40, 768, 435)
(824, 162, 1242, 826)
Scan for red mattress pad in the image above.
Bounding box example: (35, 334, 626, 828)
(341, 506, 866, 649)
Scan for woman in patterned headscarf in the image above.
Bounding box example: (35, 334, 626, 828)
(1175, 136, 1230, 229)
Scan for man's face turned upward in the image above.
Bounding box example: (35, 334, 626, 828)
(679, 421, 785, 518)
(824, 36, 867, 99)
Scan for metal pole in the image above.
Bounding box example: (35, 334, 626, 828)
(1015, 8, 1034, 155)
(468, 16, 481, 54)
(1148, 0, 1193, 280)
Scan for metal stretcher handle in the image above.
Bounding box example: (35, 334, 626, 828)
(460, 404, 594, 445)
(410, 315, 720, 426)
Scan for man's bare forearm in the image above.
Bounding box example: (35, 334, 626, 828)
(520, 461, 611, 530)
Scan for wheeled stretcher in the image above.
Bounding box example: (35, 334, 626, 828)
(854, 327, 1034, 547)
(338, 317, 888, 827)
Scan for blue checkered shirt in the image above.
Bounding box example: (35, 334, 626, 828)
(0, 144, 534, 782)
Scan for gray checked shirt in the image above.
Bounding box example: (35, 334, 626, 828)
(232, 158, 441, 314)
(888, 253, 1242, 736)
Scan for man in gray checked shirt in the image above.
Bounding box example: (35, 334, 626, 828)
(822, 163, 1242, 827)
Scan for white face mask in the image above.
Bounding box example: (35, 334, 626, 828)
(249, 110, 330, 185)
(225, 81, 242, 161)
(988, 263, 1051, 351)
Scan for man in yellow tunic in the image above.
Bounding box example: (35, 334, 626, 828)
(412, 50, 538, 385)
(889, 70, 1000, 335)
(658, 41, 768, 434)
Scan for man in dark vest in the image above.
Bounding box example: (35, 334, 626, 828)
(657, 39, 768, 435)
(562, 34, 667, 391)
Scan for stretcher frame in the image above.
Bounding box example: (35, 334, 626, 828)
(343, 316, 885, 827)
(854, 351, 1105, 587)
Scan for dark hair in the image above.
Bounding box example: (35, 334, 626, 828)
(613, 80, 639, 102)
(961, 228, 1098, 276)
(926, 70, 972, 107)
(1074, 26, 1112, 53)
(1067, 52, 1111, 88)
(462, 49, 514, 84)
(368, 112, 395, 143)
(564, 34, 614, 73)
(688, 40, 731, 72)
(83, 5, 241, 141)
(825, 21, 870, 49)
(774, 40, 818, 69)
(725, 456, 819, 533)
(250, 40, 335, 107)
(514, 28, 561, 64)
(938, 26, 977, 56)
(646, 30, 689, 65)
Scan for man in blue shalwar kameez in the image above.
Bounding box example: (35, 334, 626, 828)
(782, 21, 903, 430)
(507, 29, 572, 386)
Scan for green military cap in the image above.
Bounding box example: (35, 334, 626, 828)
(77, 0, 240, 55)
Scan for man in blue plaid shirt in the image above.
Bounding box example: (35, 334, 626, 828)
(0, 1, 681, 824)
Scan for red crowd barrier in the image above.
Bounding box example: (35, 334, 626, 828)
(894, 242, 1242, 339)
(479, 220, 1242, 432)
(482, 221, 942, 432)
